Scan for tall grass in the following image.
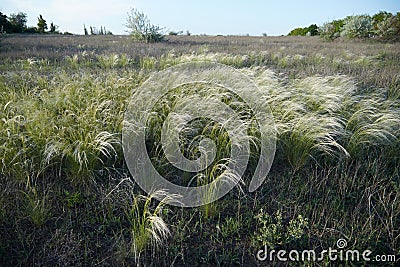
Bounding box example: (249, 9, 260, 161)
(0, 36, 399, 265)
(125, 190, 171, 261)
(0, 68, 132, 185)
(254, 68, 399, 170)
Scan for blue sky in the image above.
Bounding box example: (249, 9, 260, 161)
(1, 0, 399, 35)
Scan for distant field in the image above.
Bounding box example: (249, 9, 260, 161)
(0, 35, 399, 266)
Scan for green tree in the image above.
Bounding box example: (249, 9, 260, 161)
(9, 12, 27, 33)
(0, 12, 13, 33)
(288, 27, 308, 36)
(288, 24, 319, 36)
(125, 8, 164, 43)
(37, 15, 47, 33)
(307, 24, 319, 36)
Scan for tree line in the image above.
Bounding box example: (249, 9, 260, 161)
(0, 11, 112, 35)
(288, 11, 400, 41)
(0, 12, 61, 34)
(83, 25, 112, 35)
(2, 9, 399, 41)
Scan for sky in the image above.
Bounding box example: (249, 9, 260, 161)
(1, 0, 399, 36)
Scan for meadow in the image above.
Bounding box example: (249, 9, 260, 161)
(0, 34, 399, 266)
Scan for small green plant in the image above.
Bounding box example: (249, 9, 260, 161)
(218, 216, 241, 239)
(63, 190, 82, 208)
(21, 188, 50, 227)
(254, 209, 308, 249)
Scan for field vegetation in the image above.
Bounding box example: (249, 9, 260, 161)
(0, 34, 399, 265)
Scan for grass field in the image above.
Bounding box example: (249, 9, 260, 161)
(0, 34, 399, 266)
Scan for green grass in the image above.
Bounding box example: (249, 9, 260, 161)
(0, 35, 399, 266)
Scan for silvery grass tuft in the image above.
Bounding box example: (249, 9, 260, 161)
(0, 69, 128, 185)
(278, 114, 349, 172)
(344, 104, 400, 158)
(255, 70, 354, 171)
(125, 190, 174, 261)
(144, 82, 261, 209)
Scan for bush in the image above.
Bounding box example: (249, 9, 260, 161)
(24, 27, 38, 33)
(373, 11, 400, 40)
(319, 19, 344, 40)
(125, 8, 164, 43)
(341, 15, 372, 39)
(319, 22, 339, 40)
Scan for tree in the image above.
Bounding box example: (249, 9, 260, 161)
(288, 27, 308, 36)
(37, 15, 47, 33)
(125, 8, 164, 43)
(49, 22, 57, 33)
(0, 12, 13, 33)
(307, 24, 319, 36)
(84, 25, 88, 35)
(288, 24, 319, 36)
(319, 11, 399, 41)
(9, 12, 27, 33)
(341, 15, 372, 38)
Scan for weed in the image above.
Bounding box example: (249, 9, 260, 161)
(254, 209, 308, 249)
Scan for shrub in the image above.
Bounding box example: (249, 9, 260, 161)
(341, 15, 372, 39)
(254, 209, 308, 249)
(319, 20, 343, 40)
(373, 12, 400, 40)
